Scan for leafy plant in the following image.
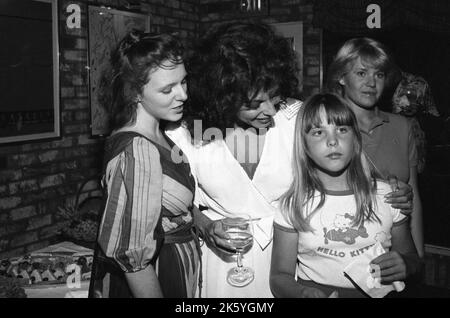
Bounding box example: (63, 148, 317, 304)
(56, 197, 102, 243)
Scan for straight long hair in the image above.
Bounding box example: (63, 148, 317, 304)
(280, 93, 380, 232)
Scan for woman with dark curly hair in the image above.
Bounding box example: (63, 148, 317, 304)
(183, 22, 300, 136)
(166, 21, 302, 297)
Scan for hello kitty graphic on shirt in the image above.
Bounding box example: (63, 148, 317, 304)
(323, 213, 368, 245)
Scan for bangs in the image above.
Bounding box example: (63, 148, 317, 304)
(303, 97, 356, 132)
(358, 47, 390, 72)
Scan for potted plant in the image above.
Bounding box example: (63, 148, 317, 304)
(56, 195, 103, 249)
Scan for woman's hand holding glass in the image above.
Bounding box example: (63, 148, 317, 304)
(221, 215, 254, 287)
(199, 218, 235, 250)
(196, 212, 255, 287)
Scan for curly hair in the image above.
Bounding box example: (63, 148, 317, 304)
(184, 22, 300, 138)
(99, 29, 185, 132)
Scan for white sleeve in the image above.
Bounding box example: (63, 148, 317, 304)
(391, 206, 407, 225)
(166, 125, 203, 208)
(375, 181, 407, 224)
(273, 202, 295, 230)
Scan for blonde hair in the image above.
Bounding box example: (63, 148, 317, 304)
(280, 93, 380, 232)
(326, 37, 398, 96)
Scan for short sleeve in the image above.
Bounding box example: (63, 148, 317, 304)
(273, 203, 296, 232)
(392, 208, 407, 226)
(97, 137, 163, 273)
(376, 181, 407, 225)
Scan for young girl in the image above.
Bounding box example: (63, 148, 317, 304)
(270, 93, 422, 298)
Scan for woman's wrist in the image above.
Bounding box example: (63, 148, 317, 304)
(192, 207, 216, 242)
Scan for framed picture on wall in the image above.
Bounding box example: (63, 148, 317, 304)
(87, 6, 150, 137)
(270, 21, 303, 94)
(0, 0, 60, 144)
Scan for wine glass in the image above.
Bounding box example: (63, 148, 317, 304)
(221, 215, 254, 287)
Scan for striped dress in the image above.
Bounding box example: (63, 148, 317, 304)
(89, 132, 200, 298)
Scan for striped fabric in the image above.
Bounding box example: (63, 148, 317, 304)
(98, 136, 163, 272)
(92, 132, 200, 298)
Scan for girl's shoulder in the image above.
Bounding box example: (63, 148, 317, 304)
(274, 205, 295, 231)
(373, 179, 393, 197)
(373, 179, 405, 222)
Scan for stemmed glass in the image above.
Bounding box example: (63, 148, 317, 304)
(222, 214, 254, 287)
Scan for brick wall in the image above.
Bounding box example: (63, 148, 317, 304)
(199, 0, 321, 98)
(0, 0, 200, 259)
(0, 0, 322, 259)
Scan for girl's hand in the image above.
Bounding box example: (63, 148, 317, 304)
(370, 251, 407, 284)
(384, 177, 414, 215)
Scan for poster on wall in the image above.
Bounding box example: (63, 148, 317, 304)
(88, 6, 150, 136)
(0, 0, 59, 144)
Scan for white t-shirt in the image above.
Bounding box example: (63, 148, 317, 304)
(274, 181, 407, 288)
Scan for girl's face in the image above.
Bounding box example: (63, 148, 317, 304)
(236, 91, 280, 129)
(305, 109, 355, 176)
(138, 60, 188, 122)
(339, 57, 386, 110)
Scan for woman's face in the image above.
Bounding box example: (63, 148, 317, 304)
(138, 60, 188, 122)
(339, 57, 386, 110)
(236, 91, 280, 129)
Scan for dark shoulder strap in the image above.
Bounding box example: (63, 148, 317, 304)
(102, 132, 149, 173)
